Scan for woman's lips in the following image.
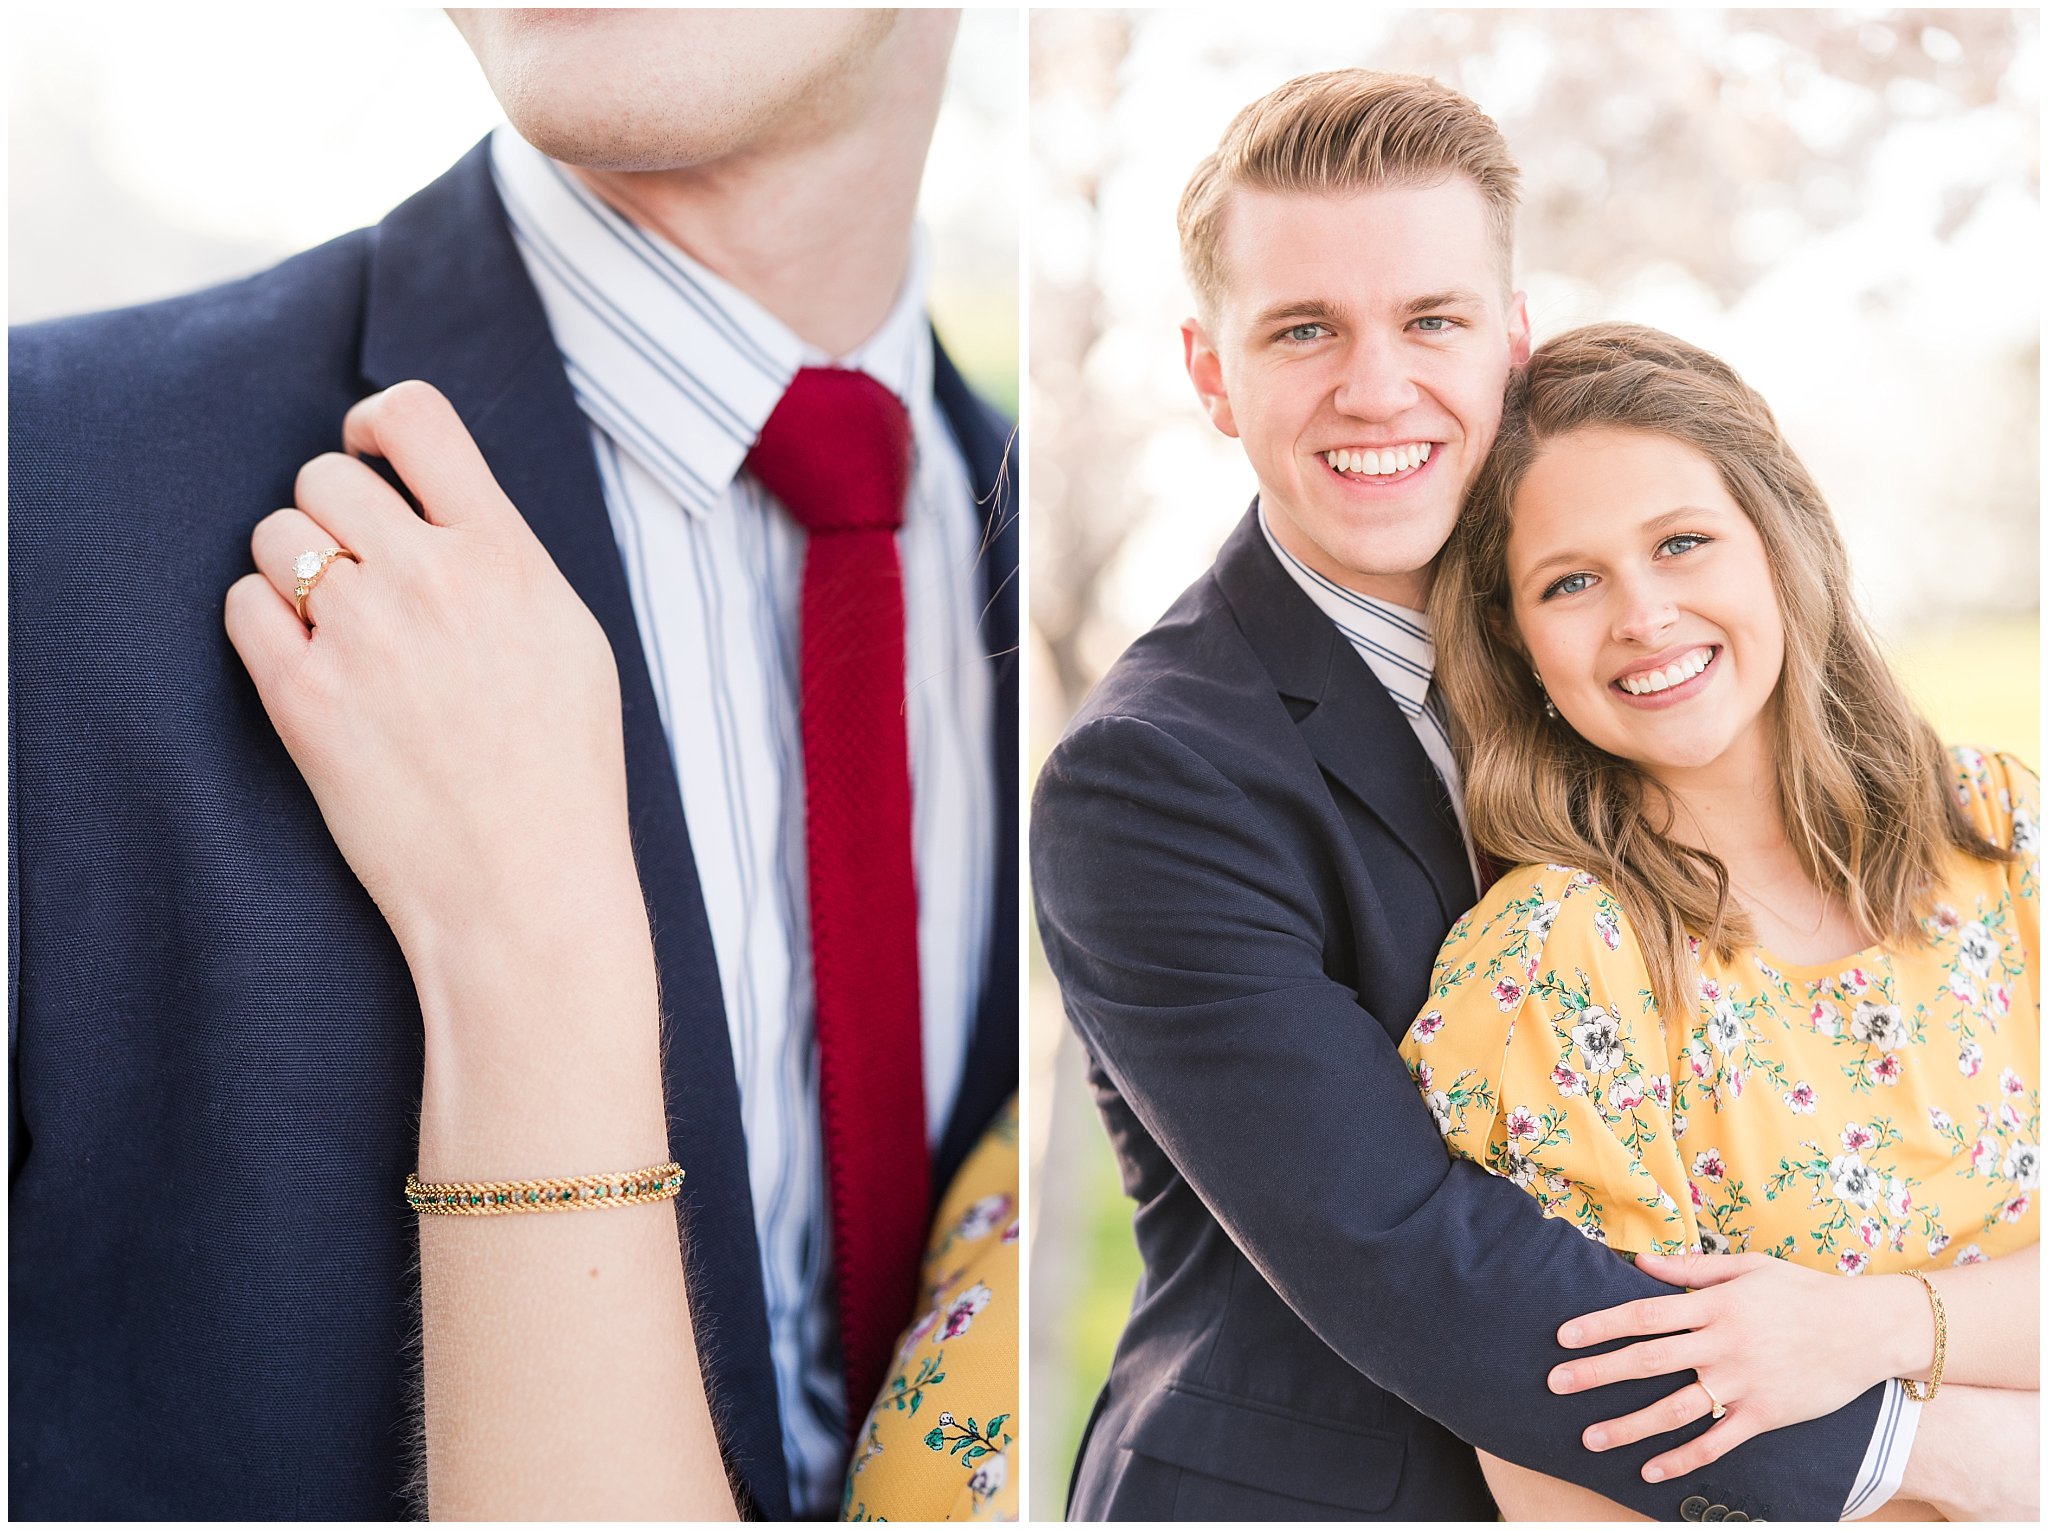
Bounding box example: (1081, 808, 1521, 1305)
(1610, 644, 1720, 709)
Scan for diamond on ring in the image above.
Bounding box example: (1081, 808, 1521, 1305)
(292, 545, 358, 623)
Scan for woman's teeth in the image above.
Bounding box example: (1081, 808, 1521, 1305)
(1616, 646, 1715, 696)
(1323, 443, 1431, 476)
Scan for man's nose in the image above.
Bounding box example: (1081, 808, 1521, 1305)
(1332, 333, 1421, 420)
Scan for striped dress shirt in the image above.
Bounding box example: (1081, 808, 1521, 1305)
(1257, 502, 1917, 1515)
(491, 126, 995, 1515)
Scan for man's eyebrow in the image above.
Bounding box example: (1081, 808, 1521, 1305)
(1401, 289, 1486, 317)
(1249, 298, 1346, 332)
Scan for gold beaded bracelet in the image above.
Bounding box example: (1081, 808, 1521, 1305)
(406, 1161, 684, 1216)
(1900, 1268, 1948, 1402)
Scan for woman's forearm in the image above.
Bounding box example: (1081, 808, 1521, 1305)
(1872, 1244, 2038, 1391)
(1477, 1450, 1645, 1521)
(410, 881, 738, 1521)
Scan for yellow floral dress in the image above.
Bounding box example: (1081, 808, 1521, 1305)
(841, 1096, 1019, 1522)
(1398, 749, 2039, 1274)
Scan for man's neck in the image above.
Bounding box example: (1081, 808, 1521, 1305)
(568, 33, 948, 358)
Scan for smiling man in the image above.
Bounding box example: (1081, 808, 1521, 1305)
(1030, 69, 1915, 1520)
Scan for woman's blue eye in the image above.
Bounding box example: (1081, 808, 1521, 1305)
(1543, 572, 1593, 600)
(1660, 533, 1711, 556)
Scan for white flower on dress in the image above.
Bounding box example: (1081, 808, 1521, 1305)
(1783, 1081, 1819, 1115)
(1706, 1000, 1744, 1054)
(1526, 901, 1561, 944)
(1807, 1002, 1839, 1036)
(1493, 979, 1524, 1010)
(1505, 1107, 1540, 1142)
(1411, 1009, 1445, 1043)
(2001, 1067, 2028, 1099)
(1648, 1073, 1672, 1108)
(1685, 1039, 1712, 1080)
(1849, 1001, 1907, 1051)
(1610, 1074, 1646, 1112)
(1699, 1228, 1732, 1255)
(1969, 1136, 1998, 1175)
(939, 1282, 993, 1339)
(1829, 1152, 1880, 1209)
(1857, 1217, 1881, 1249)
(2002, 1194, 2031, 1222)
(1594, 907, 1622, 950)
(1572, 1010, 1626, 1074)
(1957, 922, 1998, 978)
(1931, 903, 1962, 933)
(1929, 1107, 1955, 1133)
(1958, 1040, 1985, 1078)
(1841, 1121, 1876, 1152)
(1692, 1148, 1728, 1183)
(1949, 973, 1979, 1006)
(1928, 1230, 1952, 1258)
(2002, 1142, 2040, 1190)
(1869, 1053, 1903, 1086)
(1426, 1090, 1454, 1137)
(1544, 1171, 1571, 1196)
(1885, 1178, 1913, 1220)
(954, 1193, 1014, 1243)
(2013, 808, 2038, 856)
(966, 1452, 1007, 1508)
(1990, 984, 2014, 1018)
(1840, 966, 1873, 996)
(1837, 1249, 1869, 1275)
(1672, 1112, 1689, 1138)
(1502, 1146, 1537, 1188)
(1550, 1062, 1587, 1098)
(1953, 1244, 1987, 1266)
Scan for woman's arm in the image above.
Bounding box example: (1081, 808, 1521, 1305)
(224, 381, 736, 1519)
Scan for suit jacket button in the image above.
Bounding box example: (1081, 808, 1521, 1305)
(1702, 1506, 1730, 1522)
(1680, 1497, 1709, 1522)
(1724, 1514, 1750, 1522)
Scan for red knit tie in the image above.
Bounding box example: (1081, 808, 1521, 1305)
(745, 366, 929, 1437)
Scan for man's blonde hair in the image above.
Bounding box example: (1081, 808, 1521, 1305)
(1178, 69, 1521, 318)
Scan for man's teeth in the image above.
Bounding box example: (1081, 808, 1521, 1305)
(1617, 647, 1715, 696)
(1323, 442, 1432, 476)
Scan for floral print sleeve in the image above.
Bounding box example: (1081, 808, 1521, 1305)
(1398, 866, 1699, 1255)
(1952, 746, 2039, 917)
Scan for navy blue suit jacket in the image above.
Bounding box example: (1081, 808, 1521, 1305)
(1030, 508, 1877, 1520)
(9, 141, 1017, 1521)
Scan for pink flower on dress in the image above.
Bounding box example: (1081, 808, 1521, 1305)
(1594, 908, 1622, 951)
(1841, 967, 1872, 996)
(1699, 978, 1722, 1003)
(2002, 1194, 2031, 1223)
(1928, 1231, 1952, 1258)
(1837, 1250, 1868, 1275)
(1870, 1054, 1903, 1086)
(1692, 1148, 1728, 1183)
(2001, 1067, 2028, 1098)
(1859, 1217, 1882, 1249)
(940, 1282, 993, 1339)
(954, 1193, 1015, 1243)
(1690, 1182, 1706, 1210)
(1807, 1002, 1838, 1036)
(1953, 1244, 1987, 1266)
(1958, 1041, 1985, 1078)
(1950, 974, 1980, 1007)
(1932, 903, 1962, 933)
(1783, 1081, 1819, 1115)
(1505, 1107, 1540, 1142)
(1550, 1062, 1587, 1098)
(1000, 1219, 1019, 1244)
(1841, 1122, 1875, 1152)
(1885, 1178, 1913, 1220)
(1970, 1137, 1998, 1175)
(1648, 1074, 1672, 1108)
(1412, 1009, 1445, 1043)
(1492, 979, 1523, 1010)
(1610, 1075, 1646, 1112)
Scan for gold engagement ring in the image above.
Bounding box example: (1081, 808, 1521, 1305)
(292, 546, 358, 623)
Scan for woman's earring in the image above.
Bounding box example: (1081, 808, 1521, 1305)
(1533, 672, 1558, 720)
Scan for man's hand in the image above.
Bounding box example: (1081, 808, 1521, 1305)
(223, 380, 639, 972)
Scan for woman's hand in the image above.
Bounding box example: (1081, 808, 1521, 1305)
(223, 379, 637, 973)
(1546, 1249, 1926, 1482)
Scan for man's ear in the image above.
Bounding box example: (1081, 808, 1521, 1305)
(1182, 318, 1239, 438)
(1506, 290, 1533, 369)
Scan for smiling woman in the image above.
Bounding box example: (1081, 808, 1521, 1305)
(1412, 321, 2038, 1518)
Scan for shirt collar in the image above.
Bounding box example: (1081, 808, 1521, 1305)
(1257, 500, 1437, 718)
(489, 123, 934, 517)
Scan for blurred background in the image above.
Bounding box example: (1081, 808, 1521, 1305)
(7, 7, 1019, 412)
(1028, 6, 2040, 1513)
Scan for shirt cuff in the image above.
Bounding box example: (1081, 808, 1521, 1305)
(1841, 1380, 1921, 1519)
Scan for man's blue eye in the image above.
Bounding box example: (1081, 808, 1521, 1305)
(1281, 324, 1325, 343)
(1415, 316, 1450, 332)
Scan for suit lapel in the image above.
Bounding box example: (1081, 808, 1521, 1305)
(929, 340, 1018, 1190)
(358, 140, 791, 1520)
(1213, 505, 1474, 923)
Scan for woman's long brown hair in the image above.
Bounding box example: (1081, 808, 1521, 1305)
(1432, 322, 2005, 1019)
